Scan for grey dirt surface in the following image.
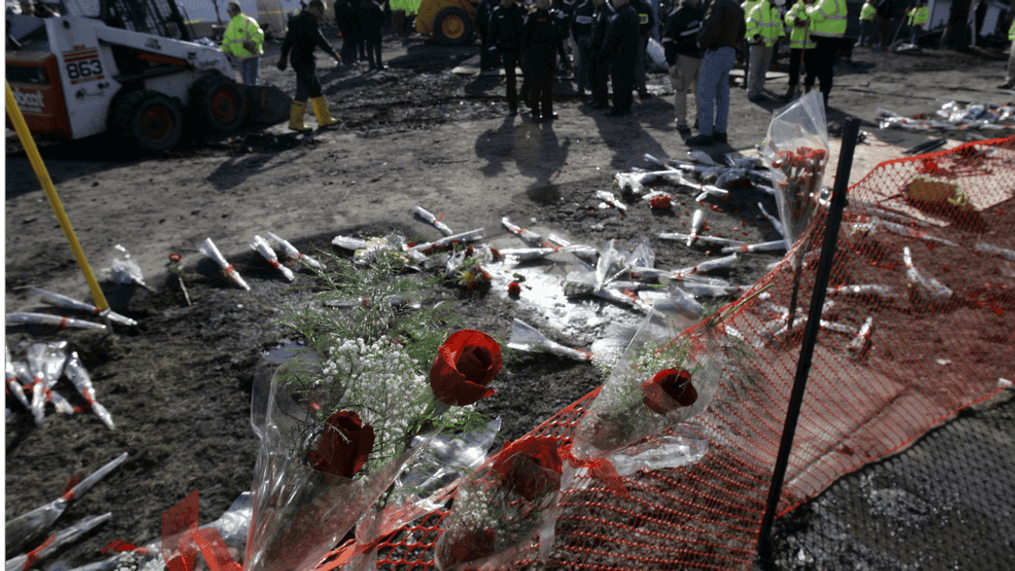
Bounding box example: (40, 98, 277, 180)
(5, 27, 1014, 571)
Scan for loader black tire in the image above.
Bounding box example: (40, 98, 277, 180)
(190, 73, 247, 133)
(113, 90, 184, 152)
(433, 7, 473, 46)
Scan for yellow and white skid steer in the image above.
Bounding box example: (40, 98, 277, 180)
(6, 0, 291, 152)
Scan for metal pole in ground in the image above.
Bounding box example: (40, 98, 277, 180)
(755, 117, 862, 568)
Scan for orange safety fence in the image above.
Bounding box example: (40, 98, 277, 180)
(313, 135, 1015, 570)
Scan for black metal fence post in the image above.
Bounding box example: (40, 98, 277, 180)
(756, 117, 862, 567)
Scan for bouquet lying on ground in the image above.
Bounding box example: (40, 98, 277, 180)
(568, 302, 724, 480)
(434, 436, 567, 571)
(246, 252, 502, 571)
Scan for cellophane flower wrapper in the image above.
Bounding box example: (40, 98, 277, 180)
(266, 232, 324, 271)
(433, 443, 568, 571)
(250, 235, 296, 282)
(571, 303, 723, 463)
(343, 419, 502, 571)
(64, 351, 115, 430)
(5, 513, 112, 571)
(760, 91, 830, 250)
(27, 341, 69, 425)
(198, 238, 251, 291)
(29, 288, 137, 327)
(6, 313, 108, 331)
(244, 369, 413, 571)
(5, 452, 128, 556)
(6, 345, 31, 411)
(108, 245, 147, 287)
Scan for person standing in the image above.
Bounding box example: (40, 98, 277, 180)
(359, 0, 386, 69)
(783, 0, 814, 99)
(488, 0, 526, 115)
(277, 0, 343, 131)
(221, 1, 265, 86)
(524, 0, 567, 121)
(662, 0, 704, 134)
(573, 0, 596, 100)
(905, 0, 928, 44)
(631, 0, 655, 99)
(550, 0, 576, 74)
(335, 0, 358, 63)
(875, 0, 894, 49)
(999, 17, 1015, 89)
(588, 0, 615, 108)
(744, 0, 782, 101)
(857, 0, 876, 46)
(805, 0, 846, 111)
(478, 0, 498, 73)
(686, 0, 744, 146)
(738, 0, 762, 89)
(600, 0, 640, 116)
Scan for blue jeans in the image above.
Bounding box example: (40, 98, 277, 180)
(241, 57, 260, 86)
(695, 46, 735, 137)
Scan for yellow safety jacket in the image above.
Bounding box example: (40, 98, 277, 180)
(392, 0, 422, 16)
(221, 13, 265, 58)
(1009, 19, 1015, 41)
(859, 1, 876, 22)
(807, 0, 846, 39)
(907, 6, 929, 27)
(785, 1, 814, 50)
(746, 0, 781, 46)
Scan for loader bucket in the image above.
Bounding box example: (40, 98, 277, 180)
(245, 85, 292, 125)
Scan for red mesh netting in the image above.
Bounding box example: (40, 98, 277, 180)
(318, 136, 1015, 570)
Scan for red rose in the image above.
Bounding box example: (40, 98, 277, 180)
(168, 253, 182, 263)
(446, 528, 496, 565)
(640, 369, 698, 414)
(491, 437, 562, 501)
(307, 411, 375, 478)
(649, 195, 672, 209)
(507, 281, 521, 295)
(429, 330, 503, 406)
(806, 149, 827, 162)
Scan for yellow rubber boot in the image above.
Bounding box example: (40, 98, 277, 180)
(288, 101, 311, 132)
(311, 96, 340, 129)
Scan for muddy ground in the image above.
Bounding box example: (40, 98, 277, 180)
(5, 26, 1014, 571)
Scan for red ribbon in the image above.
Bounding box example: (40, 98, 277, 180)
(60, 317, 68, 329)
(560, 443, 630, 498)
(24, 535, 56, 570)
(270, 260, 280, 269)
(61, 476, 81, 502)
(224, 264, 236, 276)
(159, 490, 241, 571)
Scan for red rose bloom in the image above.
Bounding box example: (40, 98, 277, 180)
(429, 330, 503, 406)
(307, 411, 375, 478)
(806, 149, 827, 162)
(641, 369, 698, 414)
(508, 281, 521, 295)
(491, 437, 563, 501)
(446, 528, 496, 565)
(649, 195, 672, 209)
(168, 253, 182, 263)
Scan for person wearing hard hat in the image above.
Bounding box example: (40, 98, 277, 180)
(856, 0, 876, 47)
(905, 0, 928, 45)
(999, 17, 1015, 89)
(221, 2, 265, 85)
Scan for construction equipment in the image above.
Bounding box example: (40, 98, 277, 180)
(415, 0, 477, 46)
(5, 0, 291, 152)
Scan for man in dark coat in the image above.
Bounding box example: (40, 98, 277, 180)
(599, 0, 640, 116)
(587, 0, 615, 109)
(335, 0, 357, 63)
(478, 0, 499, 72)
(488, 0, 526, 115)
(572, 0, 596, 100)
(278, 0, 342, 131)
(359, 0, 386, 69)
(524, 0, 567, 121)
(631, 0, 655, 99)
(663, 0, 704, 133)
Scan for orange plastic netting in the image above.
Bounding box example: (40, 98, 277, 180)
(320, 136, 1015, 570)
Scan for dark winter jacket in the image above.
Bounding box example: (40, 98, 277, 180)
(663, 0, 705, 62)
(488, 2, 526, 52)
(600, 2, 639, 59)
(280, 9, 338, 66)
(696, 0, 745, 51)
(358, 0, 385, 37)
(572, 0, 595, 38)
(630, 0, 655, 37)
(589, 0, 616, 52)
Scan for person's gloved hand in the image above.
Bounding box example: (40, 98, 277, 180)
(277, 58, 287, 71)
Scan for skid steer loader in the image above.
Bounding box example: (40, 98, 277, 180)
(415, 0, 477, 46)
(5, 0, 291, 152)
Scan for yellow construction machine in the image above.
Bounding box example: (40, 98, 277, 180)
(414, 0, 477, 46)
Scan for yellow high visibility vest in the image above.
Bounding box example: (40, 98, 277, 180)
(221, 13, 265, 58)
(807, 0, 846, 39)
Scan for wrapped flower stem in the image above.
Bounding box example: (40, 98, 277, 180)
(64, 351, 115, 430)
(331, 235, 372, 251)
(415, 206, 454, 236)
(27, 342, 70, 425)
(757, 202, 786, 238)
(6, 313, 107, 331)
(862, 218, 959, 247)
(658, 232, 747, 247)
(720, 240, 787, 254)
(266, 232, 324, 271)
(546, 233, 598, 265)
(108, 245, 149, 290)
(507, 319, 592, 362)
(672, 253, 740, 277)
(29, 288, 136, 327)
(4, 452, 128, 555)
(848, 316, 875, 357)
(5, 513, 112, 571)
(251, 235, 296, 282)
(593, 190, 628, 213)
(501, 217, 542, 245)
(973, 242, 1015, 263)
(686, 209, 705, 247)
(828, 284, 900, 298)
(903, 246, 953, 301)
(6, 346, 31, 411)
(198, 238, 250, 291)
(409, 229, 485, 255)
(495, 247, 556, 263)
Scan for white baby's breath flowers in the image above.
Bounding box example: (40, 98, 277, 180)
(320, 336, 472, 467)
